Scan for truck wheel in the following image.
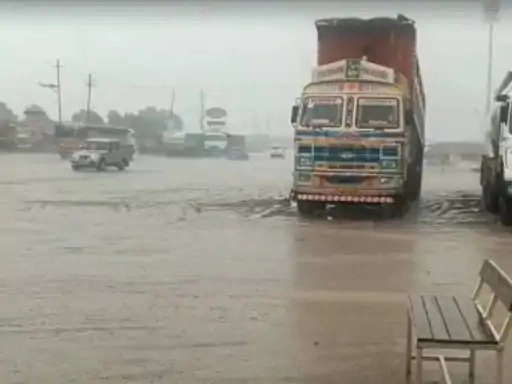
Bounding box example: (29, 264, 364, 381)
(385, 198, 407, 219)
(483, 185, 499, 214)
(96, 159, 106, 172)
(499, 197, 512, 226)
(297, 201, 325, 217)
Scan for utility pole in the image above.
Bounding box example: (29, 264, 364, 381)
(170, 87, 175, 116)
(38, 59, 63, 125)
(199, 89, 205, 132)
(85, 74, 95, 124)
(483, 0, 501, 115)
(166, 88, 176, 131)
(55, 60, 62, 125)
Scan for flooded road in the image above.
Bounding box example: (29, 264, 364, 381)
(1, 153, 511, 383)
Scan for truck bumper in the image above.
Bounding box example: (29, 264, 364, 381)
(290, 188, 403, 204)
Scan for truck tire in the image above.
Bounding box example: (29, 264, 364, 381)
(96, 159, 106, 172)
(385, 196, 407, 219)
(483, 184, 499, 214)
(297, 201, 325, 217)
(499, 197, 512, 226)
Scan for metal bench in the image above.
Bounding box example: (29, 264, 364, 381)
(406, 259, 512, 384)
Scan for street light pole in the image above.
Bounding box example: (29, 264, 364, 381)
(483, 0, 501, 115)
(38, 59, 63, 125)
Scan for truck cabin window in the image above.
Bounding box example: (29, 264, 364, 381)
(300, 97, 343, 128)
(356, 98, 399, 129)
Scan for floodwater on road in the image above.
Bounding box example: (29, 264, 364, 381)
(0, 152, 511, 383)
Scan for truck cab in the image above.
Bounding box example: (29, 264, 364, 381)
(480, 74, 512, 225)
(290, 58, 423, 216)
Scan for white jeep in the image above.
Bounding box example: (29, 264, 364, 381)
(70, 138, 131, 171)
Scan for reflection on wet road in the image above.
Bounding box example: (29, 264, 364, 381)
(0, 153, 511, 383)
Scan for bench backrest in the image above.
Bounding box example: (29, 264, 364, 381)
(472, 259, 512, 343)
(479, 259, 512, 312)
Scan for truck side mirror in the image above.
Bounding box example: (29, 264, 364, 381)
(499, 103, 510, 124)
(290, 106, 299, 125)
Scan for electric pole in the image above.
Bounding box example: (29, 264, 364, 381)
(166, 88, 176, 131)
(483, 0, 501, 115)
(199, 89, 205, 132)
(85, 74, 95, 124)
(170, 88, 175, 116)
(38, 59, 63, 125)
(55, 60, 62, 125)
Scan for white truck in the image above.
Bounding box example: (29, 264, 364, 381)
(480, 71, 512, 225)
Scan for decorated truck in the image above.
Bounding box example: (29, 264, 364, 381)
(290, 15, 426, 216)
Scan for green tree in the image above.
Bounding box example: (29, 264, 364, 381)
(107, 110, 125, 126)
(71, 109, 104, 125)
(0, 102, 18, 122)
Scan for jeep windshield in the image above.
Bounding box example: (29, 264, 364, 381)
(82, 141, 110, 150)
(356, 97, 399, 129)
(300, 97, 343, 127)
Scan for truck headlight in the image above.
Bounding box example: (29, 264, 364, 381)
(298, 156, 313, 167)
(297, 173, 312, 183)
(381, 160, 397, 169)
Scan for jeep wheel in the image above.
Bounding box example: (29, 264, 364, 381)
(116, 161, 126, 171)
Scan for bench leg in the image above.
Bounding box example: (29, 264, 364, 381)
(406, 313, 412, 382)
(416, 347, 423, 384)
(496, 348, 504, 384)
(469, 350, 475, 384)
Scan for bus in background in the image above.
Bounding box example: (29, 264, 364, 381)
(55, 123, 137, 160)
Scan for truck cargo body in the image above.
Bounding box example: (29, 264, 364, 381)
(291, 15, 425, 216)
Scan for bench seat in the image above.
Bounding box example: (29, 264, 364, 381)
(406, 259, 512, 384)
(408, 295, 497, 346)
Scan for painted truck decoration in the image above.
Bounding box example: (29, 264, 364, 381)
(290, 15, 426, 216)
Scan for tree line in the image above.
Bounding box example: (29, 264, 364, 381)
(0, 101, 184, 140)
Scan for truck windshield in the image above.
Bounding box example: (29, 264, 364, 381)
(300, 97, 343, 127)
(356, 98, 399, 129)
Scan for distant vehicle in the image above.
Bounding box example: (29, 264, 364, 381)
(15, 133, 32, 150)
(0, 121, 17, 151)
(55, 123, 137, 160)
(70, 138, 131, 171)
(225, 134, 249, 160)
(226, 147, 249, 160)
(270, 146, 286, 159)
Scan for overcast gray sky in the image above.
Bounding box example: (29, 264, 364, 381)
(0, 1, 511, 140)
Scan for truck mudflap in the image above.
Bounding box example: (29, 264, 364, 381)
(295, 193, 395, 204)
